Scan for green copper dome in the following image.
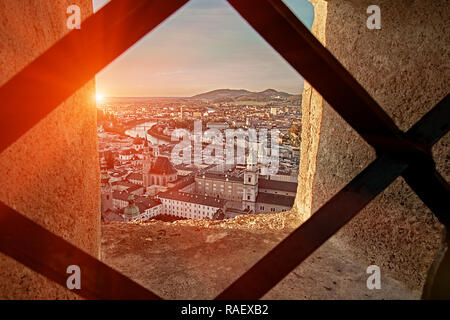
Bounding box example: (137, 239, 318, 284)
(124, 195, 140, 219)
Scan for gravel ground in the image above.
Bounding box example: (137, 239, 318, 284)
(101, 215, 419, 300)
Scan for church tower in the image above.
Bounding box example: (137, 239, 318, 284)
(143, 138, 151, 187)
(142, 137, 160, 188)
(100, 157, 113, 214)
(243, 153, 259, 212)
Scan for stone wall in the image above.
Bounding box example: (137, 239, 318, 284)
(0, 0, 448, 299)
(298, 0, 449, 289)
(0, 0, 98, 299)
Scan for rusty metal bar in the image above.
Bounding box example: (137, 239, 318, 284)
(0, 201, 161, 299)
(216, 154, 409, 299)
(0, 0, 189, 154)
(214, 91, 449, 300)
(0, 0, 447, 300)
(222, 0, 450, 299)
(226, 0, 407, 153)
(406, 94, 450, 147)
(0, 0, 190, 299)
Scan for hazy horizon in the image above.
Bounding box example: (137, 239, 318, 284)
(99, 86, 302, 99)
(92, 0, 314, 97)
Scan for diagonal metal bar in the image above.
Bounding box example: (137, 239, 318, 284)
(0, 0, 189, 299)
(0, 0, 189, 154)
(227, 0, 408, 153)
(403, 164, 450, 226)
(216, 154, 409, 300)
(0, 201, 161, 299)
(405, 94, 450, 147)
(401, 92, 450, 248)
(0, 0, 447, 301)
(215, 93, 449, 300)
(225, 0, 450, 300)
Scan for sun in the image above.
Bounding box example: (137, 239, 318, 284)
(96, 93, 104, 103)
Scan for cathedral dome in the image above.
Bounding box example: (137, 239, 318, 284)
(124, 195, 140, 219)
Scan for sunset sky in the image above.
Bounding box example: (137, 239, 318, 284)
(92, 0, 314, 97)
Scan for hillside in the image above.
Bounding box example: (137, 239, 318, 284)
(235, 89, 292, 102)
(190, 89, 251, 101)
(190, 88, 294, 102)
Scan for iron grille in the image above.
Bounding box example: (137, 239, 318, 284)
(0, 0, 448, 300)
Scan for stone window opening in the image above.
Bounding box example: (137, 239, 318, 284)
(0, 3, 448, 300)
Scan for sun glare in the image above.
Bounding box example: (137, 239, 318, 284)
(96, 93, 104, 103)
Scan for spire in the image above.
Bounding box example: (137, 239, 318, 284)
(143, 124, 150, 147)
(246, 152, 257, 172)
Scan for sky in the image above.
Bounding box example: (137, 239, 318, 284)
(92, 0, 314, 97)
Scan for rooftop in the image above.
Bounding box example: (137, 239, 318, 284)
(113, 190, 130, 202)
(111, 180, 136, 188)
(258, 178, 298, 192)
(256, 192, 295, 207)
(135, 197, 162, 210)
(197, 172, 243, 183)
(120, 149, 138, 155)
(127, 172, 143, 181)
(159, 191, 226, 208)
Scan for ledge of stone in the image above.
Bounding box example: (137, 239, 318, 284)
(101, 212, 419, 299)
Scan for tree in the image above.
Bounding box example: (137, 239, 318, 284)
(289, 124, 300, 136)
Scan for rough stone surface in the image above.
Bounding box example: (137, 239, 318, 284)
(0, 0, 97, 299)
(1, 0, 448, 299)
(101, 218, 418, 299)
(433, 132, 450, 182)
(298, 0, 449, 290)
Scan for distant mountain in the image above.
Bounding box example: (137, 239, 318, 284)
(235, 89, 292, 102)
(190, 89, 251, 101)
(190, 88, 294, 102)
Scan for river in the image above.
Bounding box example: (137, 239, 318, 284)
(124, 121, 169, 145)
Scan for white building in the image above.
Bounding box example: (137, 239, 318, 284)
(158, 191, 226, 220)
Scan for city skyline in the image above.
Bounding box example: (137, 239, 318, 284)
(97, 87, 299, 99)
(92, 0, 314, 97)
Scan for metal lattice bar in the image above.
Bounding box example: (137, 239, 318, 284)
(403, 168, 450, 226)
(0, 0, 189, 154)
(213, 0, 450, 299)
(0, 0, 448, 300)
(215, 92, 450, 299)
(0, 202, 161, 299)
(216, 154, 409, 299)
(226, 0, 408, 153)
(0, 0, 188, 300)
(405, 95, 450, 147)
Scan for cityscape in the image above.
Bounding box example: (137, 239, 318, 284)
(97, 89, 302, 222)
(0, 0, 446, 304)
